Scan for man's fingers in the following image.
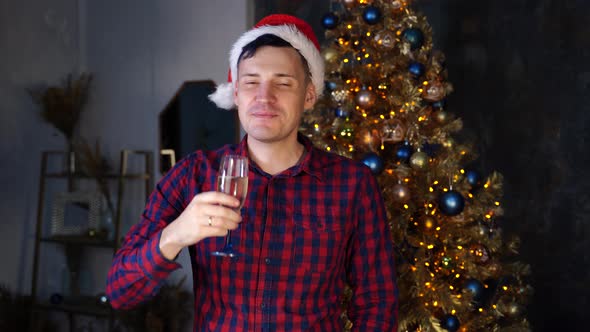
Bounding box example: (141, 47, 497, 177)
(192, 191, 241, 208)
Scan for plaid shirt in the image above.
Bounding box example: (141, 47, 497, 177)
(107, 134, 398, 331)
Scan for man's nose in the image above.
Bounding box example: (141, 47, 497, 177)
(256, 82, 274, 102)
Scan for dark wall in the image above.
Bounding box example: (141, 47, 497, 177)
(416, 0, 590, 330)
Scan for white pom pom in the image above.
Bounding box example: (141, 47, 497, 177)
(208, 83, 235, 110)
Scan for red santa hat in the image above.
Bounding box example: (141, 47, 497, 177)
(208, 14, 325, 110)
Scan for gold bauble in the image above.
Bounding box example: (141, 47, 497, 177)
(392, 183, 411, 203)
(409, 151, 429, 170)
(422, 80, 446, 102)
(323, 47, 339, 63)
(355, 89, 377, 108)
(373, 29, 397, 50)
(341, 0, 358, 9)
(435, 110, 449, 123)
(496, 298, 523, 318)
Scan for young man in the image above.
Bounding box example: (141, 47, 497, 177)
(107, 14, 398, 331)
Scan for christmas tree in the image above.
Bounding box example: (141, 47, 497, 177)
(300, 1, 532, 331)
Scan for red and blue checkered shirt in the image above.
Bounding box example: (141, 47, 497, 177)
(107, 134, 398, 331)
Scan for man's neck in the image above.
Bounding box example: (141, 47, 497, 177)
(247, 137, 305, 176)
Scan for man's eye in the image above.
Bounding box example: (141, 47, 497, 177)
(245, 81, 258, 85)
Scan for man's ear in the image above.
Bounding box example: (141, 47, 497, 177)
(233, 84, 238, 105)
(303, 83, 317, 110)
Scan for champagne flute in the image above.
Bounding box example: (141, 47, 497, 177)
(211, 154, 248, 257)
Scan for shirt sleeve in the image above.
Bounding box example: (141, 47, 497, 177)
(347, 167, 399, 331)
(106, 156, 193, 309)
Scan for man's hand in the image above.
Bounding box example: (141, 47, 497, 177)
(159, 191, 242, 260)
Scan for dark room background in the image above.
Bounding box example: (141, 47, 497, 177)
(1, 0, 588, 331)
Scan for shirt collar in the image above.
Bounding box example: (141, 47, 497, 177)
(237, 133, 324, 181)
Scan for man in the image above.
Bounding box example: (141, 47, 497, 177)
(107, 14, 398, 331)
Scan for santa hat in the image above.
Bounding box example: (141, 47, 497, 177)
(208, 14, 325, 110)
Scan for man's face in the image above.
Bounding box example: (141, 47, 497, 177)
(234, 45, 316, 146)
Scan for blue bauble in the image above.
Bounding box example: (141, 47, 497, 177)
(362, 152, 384, 175)
(402, 27, 425, 50)
(322, 13, 339, 29)
(362, 6, 382, 25)
(335, 107, 350, 118)
(325, 80, 338, 92)
(465, 169, 482, 188)
(441, 314, 460, 332)
(408, 62, 425, 77)
(439, 190, 465, 216)
(464, 278, 485, 301)
(395, 143, 413, 162)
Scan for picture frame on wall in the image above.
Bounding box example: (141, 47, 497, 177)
(50, 191, 102, 236)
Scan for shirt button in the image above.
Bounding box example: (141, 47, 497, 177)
(265, 258, 271, 264)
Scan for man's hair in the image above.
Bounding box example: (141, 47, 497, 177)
(237, 34, 312, 82)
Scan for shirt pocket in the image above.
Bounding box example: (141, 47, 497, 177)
(290, 207, 346, 273)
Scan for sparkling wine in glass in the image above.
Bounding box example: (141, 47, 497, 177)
(211, 154, 248, 257)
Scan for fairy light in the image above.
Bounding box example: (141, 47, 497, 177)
(468, 193, 473, 198)
(460, 169, 465, 174)
(326, 146, 331, 151)
(495, 201, 501, 206)
(429, 187, 434, 192)
(347, 24, 352, 29)
(403, 204, 409, 209)
(423, 81, 429, 86)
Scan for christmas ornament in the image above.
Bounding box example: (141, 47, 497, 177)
(440, 314, 460, 332)
(335, 107, 350, 118)
(409, 151, 429, 170)
(325, 80, 338, 92)
(362, 6, 382, 25)
(408, 62, 425, 76)
(321, 13, 339, 29)
(434, 110, 449, 123)
(322, 47, 339, 63)
(356, 89, 377, 108)
(374, 29, 396, 50)
(341, 0, 358, 9)
(381, 119, 406, 143)
(464, 278, 485, 302)
(422, 80, 446, 102)
(391, 1, 402, 10)
(465, 169, 482, 188)
(362, 152, 384, 174)
(402, 27, 425, 50)
(469, 243, 491, 264)
(392, 183, 411, 203)
(496, 298, 523, 318)
(439, 190, 465, 216)
(395, 143, 413, 162)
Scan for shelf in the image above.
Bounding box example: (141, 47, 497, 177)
(34, 296, 112, 316)
(41, 235, 116, 248)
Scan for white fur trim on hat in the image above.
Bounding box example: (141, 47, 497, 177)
(208, 24, 325, 110)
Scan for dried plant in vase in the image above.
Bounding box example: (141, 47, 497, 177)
(28, 72, 93, 144)
(76, 139, 115, 215)
(28, 72, 93, 173)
